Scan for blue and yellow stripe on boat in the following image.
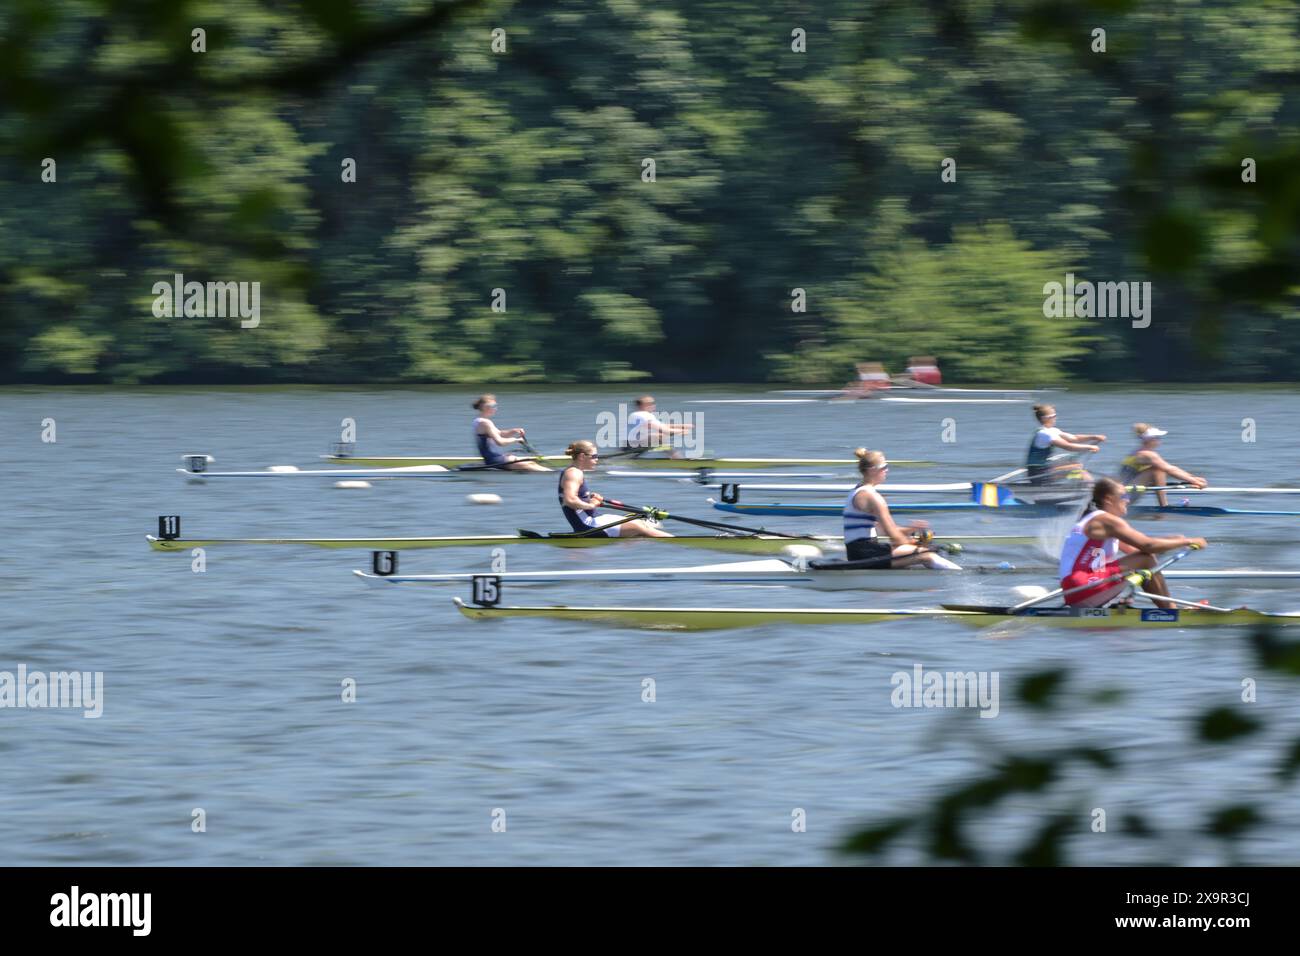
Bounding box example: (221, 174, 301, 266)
(969, 482, 1019, 507)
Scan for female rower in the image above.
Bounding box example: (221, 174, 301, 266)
(471, 395, 550, 472)
(625, 395, 693, 450)
(843, 448, 961, 569)
(1118, 424, 1208, 506)
(1026, 403, 1106, 484)
(904, 356, 942, 387)
(1059, 477, 1207, 608)
(559, 440, 672, 537)
(843, 362, 891, 398)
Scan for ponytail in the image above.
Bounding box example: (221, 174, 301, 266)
(1082, 476, 1125, 517)
(566, 439, 597, 460)
(854, 447, 886, 477)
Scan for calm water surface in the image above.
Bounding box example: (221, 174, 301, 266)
(1, 385, 1297, 865)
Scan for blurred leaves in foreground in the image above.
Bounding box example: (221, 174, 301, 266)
(841, 627, 1300, 865)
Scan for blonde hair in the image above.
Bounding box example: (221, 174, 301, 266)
(1133, 422, 1153, 438)
(566, 439, 598, 459)
(854, 447, 887, 477)
(472, 394, 497, 411)
(1034, 403, 1056, 423)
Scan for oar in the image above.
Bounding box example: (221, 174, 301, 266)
(598, 444, 673, 462)
(1128, 483, 1300, 495)
(600, 499, 807, 538)
(1127, 590, 1235, 613)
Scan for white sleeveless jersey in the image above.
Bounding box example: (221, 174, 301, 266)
(1059, 510, 1119, 578)
(625, 410, 660, 446)
(843, 487, 879, 544)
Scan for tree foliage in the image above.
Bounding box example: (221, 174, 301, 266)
(1, 0, 1297, 383)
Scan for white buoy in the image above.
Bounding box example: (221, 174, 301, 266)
(781, 543, 824, 560)
(335, 480, 372, 489)
(467, 493, 503, 505)
(268, 465, 301, 473)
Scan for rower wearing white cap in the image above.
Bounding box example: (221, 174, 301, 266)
(1117, 423, 1208, 507)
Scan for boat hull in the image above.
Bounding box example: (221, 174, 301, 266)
(323, 455, 937, 469)
(356, 560, 1034, 590)
(360, 565, 1297, 591)
(146, 532, 842, 555)
(712, 501, 1300, 518)
(452, 599, 1300, 631)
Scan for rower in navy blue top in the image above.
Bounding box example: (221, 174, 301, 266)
(471, 394, 551, 471)
(558, 440, 672, 538)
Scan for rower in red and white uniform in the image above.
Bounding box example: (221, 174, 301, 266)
(1058, 477, 1206, 607)
(843, 362, 891, 398)
(904, 356, 942, 386)
(842, 448, 962, 569)
(1117, 423, 1208, 507)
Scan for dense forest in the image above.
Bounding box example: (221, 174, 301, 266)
(1, 0, 1297, 384)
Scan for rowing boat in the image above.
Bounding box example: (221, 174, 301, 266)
(356, 558, 1028, 590)
(363, 562, 1300, 590)
(146, 514, 1035, 554)
(180, 464, 460, 481)
(177, 464, 839, 482)
(710, 499, 1300, 518)
(320, 455, 938, 469)
(452, 599, 1300, 630)
(706, 481, 1300, 497)
(771, 387, 1049, 397)
(687, 398, 1029, 405)
(147, 531, 1037, 554)
(449, 546, 1300, 629)
(147, 531, 842, 555)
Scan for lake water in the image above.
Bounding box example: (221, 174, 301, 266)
(2, 385, 1297, 865)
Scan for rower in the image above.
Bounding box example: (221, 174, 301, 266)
(843, 362, 891, 397)
(560, 440, 672, 537)
(1060, 477, 1206, 608)
(843, 448, 961, 569)
(472, 395, 550, 472)
(904, 356, 942, 386)
(624, 395, 693, 453)
(1117, 423, 1208, 507)
(1026, 403, 1106, 485)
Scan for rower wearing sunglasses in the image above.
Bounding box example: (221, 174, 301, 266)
(471, 394, 551, 472)
(559, 440, 672, 537)
(1059, 477, 1206, 607)
(842, 448, 961, 569)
